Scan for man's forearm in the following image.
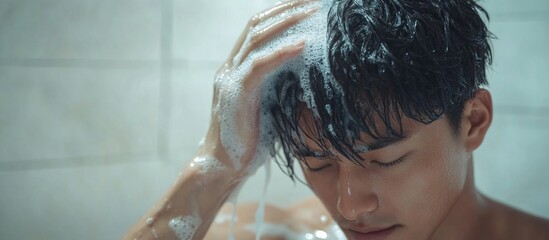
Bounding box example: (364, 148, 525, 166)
(124, 165, 243, 240)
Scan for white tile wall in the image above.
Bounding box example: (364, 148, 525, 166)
(0, 67, 159, 163)
(0, 1, 10, 17)
(475, 114, 549, 218)
(481, 0, 549, 13)
(488, 20, 549, 110)
(173, 0, 274, 62)
(0, 0, 548, 239)
(0, 0, 161, 60)
(168, 63, 216, 152)
(0, 158, 178, 240)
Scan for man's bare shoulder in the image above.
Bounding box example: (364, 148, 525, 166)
(483, 197, 549, 240)
(204, 197, 334, 240)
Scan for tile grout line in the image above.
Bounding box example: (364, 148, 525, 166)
(0, 58, 222, 69)
(0, 58, 160, 69)
(490, 10, 549, 22)
(0, 152, 159, 172)
(158, 0, 174, 160)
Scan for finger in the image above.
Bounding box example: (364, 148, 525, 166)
(243, 41, 305, 92)
(255, 0, 317, 25)
(226, 0, 317, 64)
(212, 64, 229, 109)
(237, 7, 318, 65)
(226, 27, 252, 66)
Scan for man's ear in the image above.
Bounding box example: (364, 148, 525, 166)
(461, 89, 493, 152)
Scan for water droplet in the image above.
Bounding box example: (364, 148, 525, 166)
(151, 228, 158, 239)
(146, 217, 155, 226)
(320, 215, 328, 223)
(315, 230, 328, 239)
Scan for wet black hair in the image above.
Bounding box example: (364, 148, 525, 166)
(269, 0, 493, 180)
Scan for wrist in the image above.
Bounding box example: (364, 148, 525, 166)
(195, 136, 253, 179)
(187, 153, 249, 185)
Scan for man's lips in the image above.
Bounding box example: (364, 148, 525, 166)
(346, 225, 400, 240)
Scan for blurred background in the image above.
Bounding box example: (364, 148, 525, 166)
(0, 0, 548, 239)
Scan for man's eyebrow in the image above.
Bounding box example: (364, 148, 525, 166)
(355, 134, 409, 152)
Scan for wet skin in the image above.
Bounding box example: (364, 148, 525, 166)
(125, 1, 549, 239)
(206, 90, 549, 240)
(298, 110, 477, 240)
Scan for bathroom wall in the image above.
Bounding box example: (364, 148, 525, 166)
(0, 0, 548, 239)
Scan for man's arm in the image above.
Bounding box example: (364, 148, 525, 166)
(124, 159, 243, 240)
(124, 1, 317, 239)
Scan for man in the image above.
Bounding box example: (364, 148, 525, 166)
(125, 0, 549, 239)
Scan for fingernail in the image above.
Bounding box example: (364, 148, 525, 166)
(293, 41, 305, 48)
(305, 6, 319, 14)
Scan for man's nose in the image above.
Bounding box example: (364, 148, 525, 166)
(336, 164, 379, 220)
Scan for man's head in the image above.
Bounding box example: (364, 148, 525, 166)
(269, 0, 493, 238)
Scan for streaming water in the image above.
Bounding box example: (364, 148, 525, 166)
(228, 195, 238, 240)
(254, 158, 272, 240)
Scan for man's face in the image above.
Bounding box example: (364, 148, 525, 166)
(298, 115, 471, 240)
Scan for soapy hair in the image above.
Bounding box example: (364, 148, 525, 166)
(269, 0, 493, 179)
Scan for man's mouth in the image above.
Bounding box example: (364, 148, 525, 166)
(346, 225, 400, 240)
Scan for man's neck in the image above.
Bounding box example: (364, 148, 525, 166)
(429, 159, 487, 240)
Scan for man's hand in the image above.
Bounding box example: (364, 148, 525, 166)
(124, 1, 319, 239)
(198, 0, 318, 178)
